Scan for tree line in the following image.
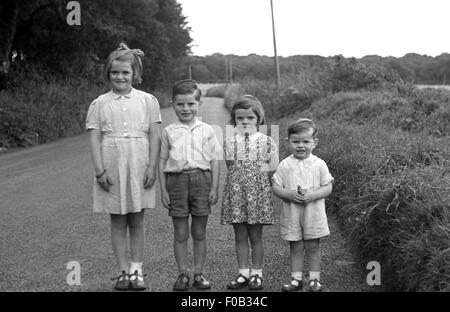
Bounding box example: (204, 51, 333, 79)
(174, 53, 450, 85)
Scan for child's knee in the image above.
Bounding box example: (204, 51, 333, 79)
(234, 230, 248, 243)
(128, 217, 144, 230)
(191, 228, 206, 241)
(174, 230, 189, 244)
(304, 239, 320, 253)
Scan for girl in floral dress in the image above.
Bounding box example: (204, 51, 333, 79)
(221, 95, 279, 290)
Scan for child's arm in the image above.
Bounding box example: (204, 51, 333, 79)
(88, 129, 113, 191)
(209, 159, 220, 205)
(299, 183, 333, 204)
(158, 158, 171, 209)
(144, 123, 160, 188)
(158, 129, 171, 209)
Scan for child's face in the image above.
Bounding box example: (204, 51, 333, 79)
(288, 128, 317, 160)
(172, 93, 200, 125)
(109, 60, 133, 95)
(234, 108, 258, 135)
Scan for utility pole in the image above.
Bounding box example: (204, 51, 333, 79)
(228, 55, 233, 85)
(225, 57, 229, 86)
(270, 0, 281, 93)
(188, 64, 192, 80)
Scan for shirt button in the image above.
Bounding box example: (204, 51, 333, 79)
(122, 108, 126, 111)
(124, 133, 128, 137)
(124, 122, 127, 126)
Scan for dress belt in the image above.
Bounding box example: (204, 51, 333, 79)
(104, 131, 148, 138)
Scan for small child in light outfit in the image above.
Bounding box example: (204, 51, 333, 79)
(272, 118, 334, 292)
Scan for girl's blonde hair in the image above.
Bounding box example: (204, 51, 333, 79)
(230, 95, 265, 126)
(103, 43, 144, 84)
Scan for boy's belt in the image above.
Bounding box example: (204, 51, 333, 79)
(181, 168, 205, 174)
(167, 169, 209, 174)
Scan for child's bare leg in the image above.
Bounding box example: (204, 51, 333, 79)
(110, 214, 129, 272)
(304, 238, 321, 275)
(248, 224, 263, 270)
(232, 223, 249, 269)
(128, 211, 145, 263)
(290, 240, 305, 273)
(191, 215, 208, 274)
(172, 216, 190, 274)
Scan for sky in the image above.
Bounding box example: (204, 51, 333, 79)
(177, 0, 450, 58)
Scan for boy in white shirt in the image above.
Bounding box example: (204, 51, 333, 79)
(159, 79, 221, 291)
(272, 118, 334, 292)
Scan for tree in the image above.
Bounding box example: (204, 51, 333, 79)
(1, 0, 192, 90)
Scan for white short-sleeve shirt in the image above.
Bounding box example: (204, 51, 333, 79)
(160, 118, 221, 173)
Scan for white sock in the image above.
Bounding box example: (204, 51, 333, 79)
(251, 269, 263, 278)
(309, 271, 320, 281)
(129, 262, 143, 280)
(238, 268, 250, 282)
(292, 272, 303, 284)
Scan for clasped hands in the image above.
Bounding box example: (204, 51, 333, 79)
(288, 188, 317, 204)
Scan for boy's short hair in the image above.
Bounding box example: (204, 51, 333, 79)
(172, 79, 202, 101)
(230, 95, 265, 126)
(104, 43, 144, 84)
(288, 118, 317, 138)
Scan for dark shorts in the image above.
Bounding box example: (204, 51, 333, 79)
(166, 170, 211, 217)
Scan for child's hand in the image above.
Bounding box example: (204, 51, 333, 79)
(298, 189, 316, 204)
(287, 190, 304, 205)
(97, 173, 113, 192)
(143, 167, 156, 189)
(209, 189, 218, 205)
(161, 190, 171, 209)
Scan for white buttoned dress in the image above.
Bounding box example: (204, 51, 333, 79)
(85, 88, 162, 215)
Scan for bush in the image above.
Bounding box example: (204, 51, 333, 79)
(346, 166, 450, 291)
(1, 75, 101, 148)
(205, 85, 227, 98)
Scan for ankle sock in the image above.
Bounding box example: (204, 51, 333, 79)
(292, 272, 303, 284)
(309, 271, 320, 281)
(251, 268, 263, 278)
(238, 268, 250, 282)
(129, 262, 143, 280)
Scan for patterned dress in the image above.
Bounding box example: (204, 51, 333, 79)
(221, 131, 278, 225)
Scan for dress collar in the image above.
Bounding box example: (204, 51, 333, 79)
(235, 131, 261, 141)
(109, 88, 136, 100)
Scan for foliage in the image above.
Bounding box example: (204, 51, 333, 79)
(5, 0, 191, 89)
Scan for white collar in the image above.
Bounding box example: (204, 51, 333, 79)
(174, 117, 203, 130)
(110, 88, 136, 100)
(235, 131, 261, 141)
(289, 154, 317, 167)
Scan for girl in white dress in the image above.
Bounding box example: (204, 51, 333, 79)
(86, 43, 161, 290)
